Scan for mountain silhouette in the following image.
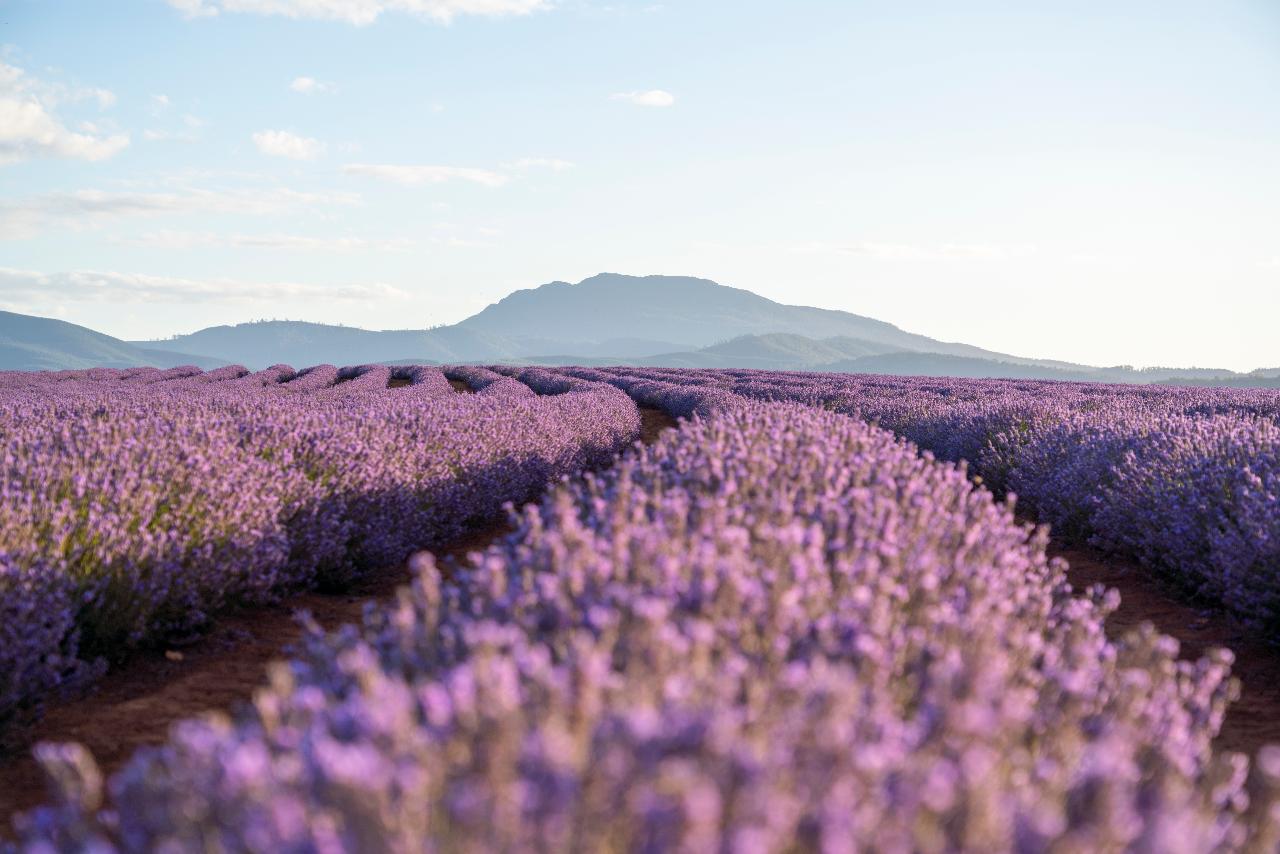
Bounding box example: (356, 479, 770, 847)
(141, 273, 1079, 370)
(0, 274, 1266, 384)
(137, 321, 525, 369)
(0, 310, 226, 371)
(458, 273, 1063, 366)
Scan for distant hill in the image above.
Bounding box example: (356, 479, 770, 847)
(137, 320, 525, 369)
(1162, 372, 1280, 388)
(516, 332, 1269, 385)
(0, 311, 228, 371)
(822, 351, 1107, 381)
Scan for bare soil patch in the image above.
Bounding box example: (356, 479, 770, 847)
(640, 406, 678, 444)
(1055, 541, 1280, 756)
(388, 376, 412, 388)
(448, 378, 475, 394)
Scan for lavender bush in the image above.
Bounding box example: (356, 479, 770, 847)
(13, 399, 1280, 851)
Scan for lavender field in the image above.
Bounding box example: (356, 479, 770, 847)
(3, 365, 1280, 850)
(0, 365, 639, 729)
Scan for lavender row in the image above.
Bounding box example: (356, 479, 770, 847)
(574, 367, 1280, 638)
(0, 365, 640, 729)
(544, 366, 743, 418)
(440, 365, 535, 398)
(14, 400, 1280, 850)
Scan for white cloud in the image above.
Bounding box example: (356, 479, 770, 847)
(164, 0, 549, 25)
(343, 163, 508, 187)
(164, 0, 219, 16)
(151, 93, 171, 111)
(0, 187, 360, 239)
(252, 129, 326, 160)
(609, 89, 675, 107)
(507, 157, 574, 171)
(0, 267, 410, 307)
(0, 61, 128, 165)
(120, 230, 413, 251)
(289, 76, 333, 94)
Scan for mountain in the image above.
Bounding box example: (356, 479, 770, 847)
(7, 274, 1273, 384)
(619, 333, 911, 369)
(519, 332, 1272, 385)
(822, 352, 1110, 381)
(133, 273, 1102, 372)
(137, 320, 526, 369)
(0, 311, 228, 371)
(458, 273, 1073, 369)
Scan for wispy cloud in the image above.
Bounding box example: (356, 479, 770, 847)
(0, 61, 128, 165)
(252, 129, 326, 160)
(343, 163, 508, 187)
(164, 0, 550, 25)
(144, 115, 206, 143)
(0, 267, 410, 306)
(119, 230, 414, 252)
(506, 157, 574, 171)
(163, 0, 218, 17)
(289, 76, 333, 95)
(0, 187, 360, 239)
(609, 89, 675, 107)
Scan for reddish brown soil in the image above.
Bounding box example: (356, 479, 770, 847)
(639, 406, 678, 445)
(448, 378, 475, 394)
(0, 402, 678, 831)
(1055, 541, 1280, 756)
(0, 526, 508, 827)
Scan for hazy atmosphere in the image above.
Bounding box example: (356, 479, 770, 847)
(3, 0, 1278, 370)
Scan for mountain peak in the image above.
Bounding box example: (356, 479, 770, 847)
(458, 273, 877, 347)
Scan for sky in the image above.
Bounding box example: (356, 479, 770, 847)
(1, 0, 1278, 370)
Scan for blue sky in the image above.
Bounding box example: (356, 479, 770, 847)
(2, 0, 1278, 369)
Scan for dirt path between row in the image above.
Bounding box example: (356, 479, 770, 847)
(0, 405, 678, 831)
(0, 526, 507, 828)
(639, 405, 676, 445)
(1056, 542, 1280, 756)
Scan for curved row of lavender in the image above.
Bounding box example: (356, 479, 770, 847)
(0, 364, 640, 731)
(440, 365, 535, 398)
(14, 391, 1280, 850)
(561, 367, 1280, 640)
